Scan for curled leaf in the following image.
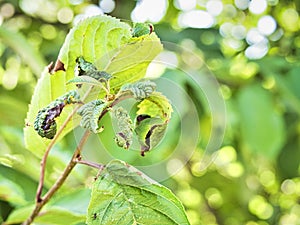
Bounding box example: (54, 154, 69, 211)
(134, 115, 167, 156)
(133, 91, 172, 155)
(119, 80, 156, 100)
(34, 90, 81, 139)
(137, 91, 173, 120)
(112, 107, 133, 149)
(77, 100, 108, 133)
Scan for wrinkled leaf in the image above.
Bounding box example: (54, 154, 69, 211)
(67, 76, 105, 87)
(77, 100, 108, 133)
(119, 80, 156, 100)
(237, 83, 285, 159)
(87, 160, 190, 225)
(24, 15, 162, 157)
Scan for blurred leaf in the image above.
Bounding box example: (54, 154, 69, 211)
(0, 95, 28, 127)
(237, 83, 285, 159)
(5, 188, 90, 225)
(0, 174, 26, 206)
(0, 26, 46, 76)
(87, 160, 190, 225)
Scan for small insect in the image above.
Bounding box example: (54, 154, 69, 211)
(131, 22, 154, 38)
(92, 213, 97, 220)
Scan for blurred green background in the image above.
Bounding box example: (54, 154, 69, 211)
(1, 0, 300, 224)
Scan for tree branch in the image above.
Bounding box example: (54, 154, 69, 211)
(22, 130, 91, 225)
(36, 87, 93, 202)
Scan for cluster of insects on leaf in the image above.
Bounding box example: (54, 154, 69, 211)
(33, 22, 171, 156)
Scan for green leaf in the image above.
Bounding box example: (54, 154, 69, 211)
(5, 206, 85, 225)
(67, 75, 105, 87)
(0, 174, 27, 206)
(134, 116, 168, 156)
(77, 100, 108, 133)
(24, 15, 162, 157)
(5, 189, 90, 225)
(137, 91, 173, 120)
(119, 80, 156, 100)
(112, 107, 133, 149)
(237, 83, 285, 159)
(87, 160, 190, 225)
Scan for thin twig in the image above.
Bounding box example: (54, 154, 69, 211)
(75, 158, 104, 169)
(36, 87, 93, 202)
(23, 130, 91, 225)
(25, 87, 134, 224)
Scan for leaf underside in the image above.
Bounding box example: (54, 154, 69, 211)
(87, 160, 190, 225)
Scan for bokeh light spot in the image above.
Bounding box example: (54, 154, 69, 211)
(178, 10, 214, 28)
(99, 0, 115, 13)
(40, 24, 57, 40)
(205, 188, 223, 209)
(231, 24, 246, 40)
(226, 162, 244, 177)
(259, 170, 275, 187)
(0, 3, 15, 18)
(249, 0, 267, 14)
(213, 146, 236, 166)
(245, 43, 269, 59)
(234, 0, 249, 10)
(249, 195, 274, 219)
(258, 15, 277, 36)
(174, 0, 196, 11)
(281, 179, 296, 195)
(206, 0, 223, 16)
(131, 0, 168, 23)
(57, 7, 74, 24)
(280, 8, 299, 32)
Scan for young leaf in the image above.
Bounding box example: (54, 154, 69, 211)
(77, 100, 108, 133)
(119, 80, 156, 100)
(24, 15, 162, 157)
(132, 23, 154, 38)
(67, 76, 105, 87)
(86, 160, 190, 225)
(112, 107, 133, 149)
(75, 56, 113, 82)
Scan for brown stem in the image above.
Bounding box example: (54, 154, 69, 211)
(75, 158, 104, 169)
(36, 87, 93, 202)
(22, 130, 91, 225)
(25, 88, 133, 224)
